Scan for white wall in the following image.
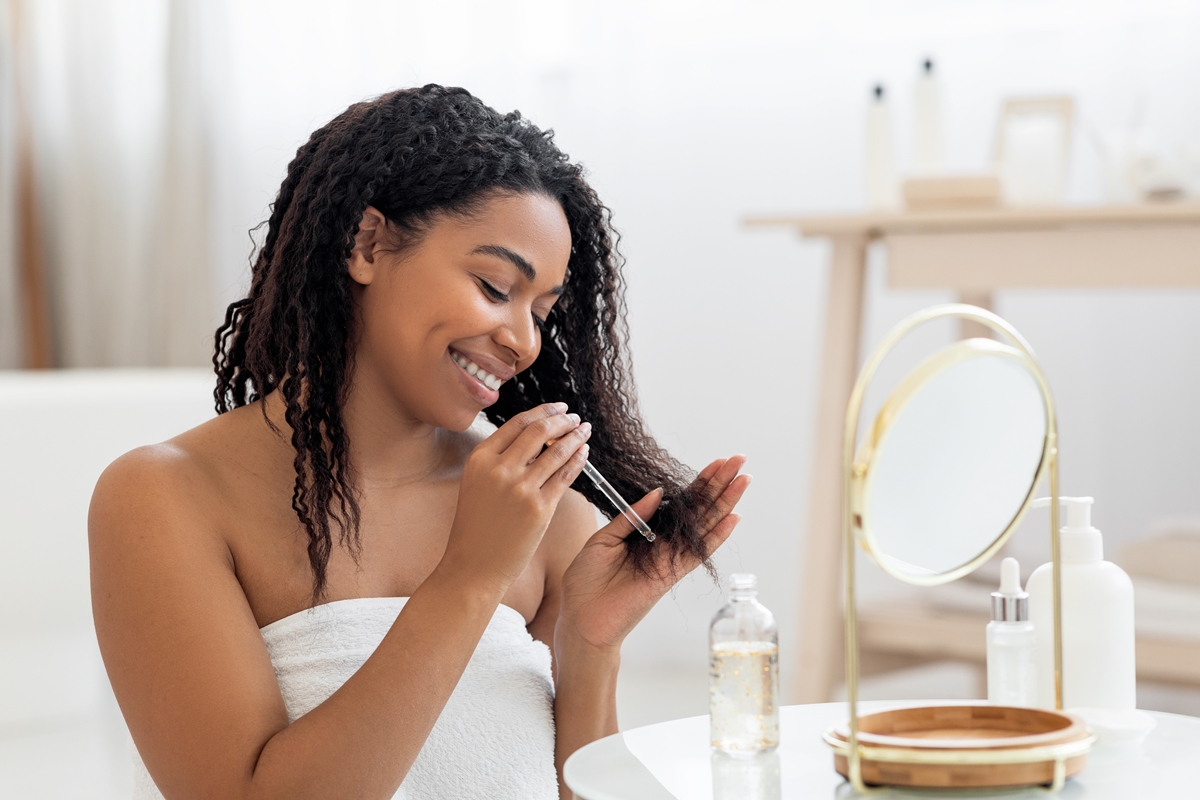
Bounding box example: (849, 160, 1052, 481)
(197, 0, 1200, 698)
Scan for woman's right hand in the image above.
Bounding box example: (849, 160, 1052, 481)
(441, 403, 591, 592)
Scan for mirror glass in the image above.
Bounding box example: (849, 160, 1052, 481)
(860, 347, 1047, 581)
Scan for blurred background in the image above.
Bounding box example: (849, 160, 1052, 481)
(4, 0, 1200, 796)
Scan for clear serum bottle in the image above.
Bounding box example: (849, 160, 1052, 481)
(987, 557, 1037, 706)
(709, 573, 780, 754)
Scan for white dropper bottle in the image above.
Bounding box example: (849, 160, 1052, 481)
(987, 557, 1037, 706)
(1026, 497, 1136, 711)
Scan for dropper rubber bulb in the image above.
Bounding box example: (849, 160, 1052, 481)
(999, 557, 1021, 595)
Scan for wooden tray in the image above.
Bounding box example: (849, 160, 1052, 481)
(825, 705, 1091, 789)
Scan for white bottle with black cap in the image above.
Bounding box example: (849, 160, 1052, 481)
(866, 84, 899, 210)
(913, 58, 943, 173)
(987, 557, 1037, 706)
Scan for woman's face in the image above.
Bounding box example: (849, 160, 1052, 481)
(348, 192, 572, 432)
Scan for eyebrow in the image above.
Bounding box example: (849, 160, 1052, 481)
(472, 244, 564, 295)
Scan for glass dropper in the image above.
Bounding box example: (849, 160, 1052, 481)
(580, 460, 656, 542)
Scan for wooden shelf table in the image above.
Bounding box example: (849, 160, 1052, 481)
(745, 203, 1200, 704)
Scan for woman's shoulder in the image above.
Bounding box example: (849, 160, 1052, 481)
(88, 425, 235, 605)
(94, 425, 213, 500)
(90, 404, 277, 534)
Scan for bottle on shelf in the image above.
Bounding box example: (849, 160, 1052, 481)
(709, 573, 780, 755)
(866, 84, 900, 210)
(913, 57, 943, 173)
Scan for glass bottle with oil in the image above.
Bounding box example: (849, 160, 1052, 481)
(709, 573, 779, 755)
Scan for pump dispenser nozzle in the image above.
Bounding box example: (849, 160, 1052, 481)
(1032, 495, 1094, 530)
(1032, 496, 1103, 563)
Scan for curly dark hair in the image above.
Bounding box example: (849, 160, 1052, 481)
(214, 84, 713, 600)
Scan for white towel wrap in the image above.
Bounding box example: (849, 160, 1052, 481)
(131, 597, 558, 799)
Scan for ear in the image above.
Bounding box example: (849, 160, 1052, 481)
(347, 206, 389, 286)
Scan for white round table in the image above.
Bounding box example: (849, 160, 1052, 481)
(564, 702, 1200, 799)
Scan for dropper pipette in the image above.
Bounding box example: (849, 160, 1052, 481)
(580, 460, 656, 542)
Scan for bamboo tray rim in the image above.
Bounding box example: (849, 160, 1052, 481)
(826, 704, 1091, 752)
(823, 730, 1095, 766)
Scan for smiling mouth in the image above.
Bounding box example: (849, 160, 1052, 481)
(451, 351, 505, 391)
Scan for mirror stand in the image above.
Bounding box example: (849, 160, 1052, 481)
(825, 304, 1094, 793)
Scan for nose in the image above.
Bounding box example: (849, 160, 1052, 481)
(494, 307, 540, 363)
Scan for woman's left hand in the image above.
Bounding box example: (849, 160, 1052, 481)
(556, 455, 750, 653)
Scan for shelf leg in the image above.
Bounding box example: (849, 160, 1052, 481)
(796, 234, 867, 703)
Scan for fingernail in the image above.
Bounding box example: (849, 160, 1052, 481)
(552, 403, 568, 414)
(579, 421, 592, 434)
(567, 413, 581, 424)
(731, 513, 743, 524)
(580, 443, 590, 458)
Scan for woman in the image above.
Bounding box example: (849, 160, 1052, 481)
(90, 85, 749, 800)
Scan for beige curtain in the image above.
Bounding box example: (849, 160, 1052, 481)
(1, 0, 219, 368)
(0, 4, 24, 368)
(148, 0, 218, 365)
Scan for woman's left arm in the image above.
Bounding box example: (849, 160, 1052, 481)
(531, 456, 750, 799)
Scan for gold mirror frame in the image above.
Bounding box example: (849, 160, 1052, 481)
(837, 304, 1072, 793)
(852, 337, 1052, 586)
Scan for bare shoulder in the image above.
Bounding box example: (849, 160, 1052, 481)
(89, 409, 291, 797)
(89, 425, 236, 616)
(93, 442, 208, 530)
(90, 410, 247, 545)
(87, 404, 282, 621)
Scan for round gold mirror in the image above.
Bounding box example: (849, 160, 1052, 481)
(852, 338, 1052, 585)
(829, 304, 1087, 794)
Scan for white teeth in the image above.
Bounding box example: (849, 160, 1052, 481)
(452, 352, 503, 392)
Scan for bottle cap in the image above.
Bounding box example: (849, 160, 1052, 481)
(991, 557, 1029, 622)
(730, 573, 757, 597)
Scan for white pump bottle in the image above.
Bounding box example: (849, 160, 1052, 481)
(866, 85, 899, 210)
(1026, 497, 1136, 711)
(912, 58, 943, 173)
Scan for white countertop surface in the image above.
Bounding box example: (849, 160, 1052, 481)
(565, 702, 1200, 799)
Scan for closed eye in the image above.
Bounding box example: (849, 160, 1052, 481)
(479, 276, 552, 330)
(478, 279, 509, 302)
